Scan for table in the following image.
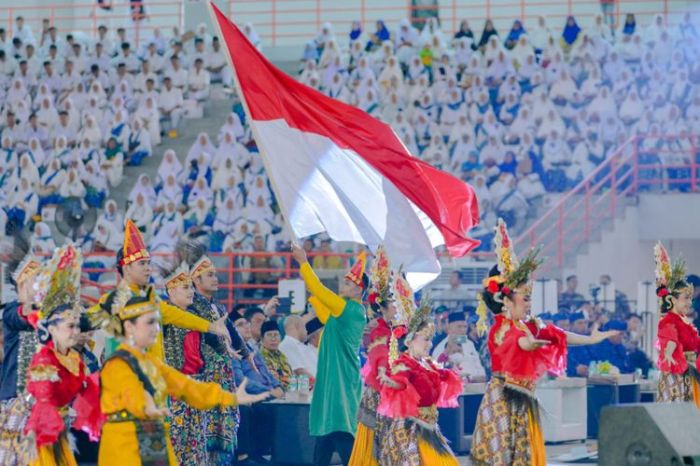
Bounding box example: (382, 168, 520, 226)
(267, 394, 316, 466)
(536, 377, 587, 443)
(437, 383, 486, 454)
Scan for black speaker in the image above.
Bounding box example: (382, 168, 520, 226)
(599, 403, 700, 466)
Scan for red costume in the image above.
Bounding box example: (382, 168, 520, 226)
(657, 312, 700, 375)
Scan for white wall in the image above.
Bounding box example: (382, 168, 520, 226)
(564, 194, 700, 300)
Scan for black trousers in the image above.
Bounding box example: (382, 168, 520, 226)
(313, 431, 354, 466)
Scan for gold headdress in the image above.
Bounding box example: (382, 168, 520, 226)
(164, 262, 192, 291)
(654, 242, 690, 310)
(368, 245, 393, 315)
(33, 244, 83, 321)
(345, 250, 368, 288)
(191, 255, 215, 279)
(388, 267, 415, 366)
(89, 282, 158, 337)
(12, 254, 42, 286)
(476, 218, 542, 334)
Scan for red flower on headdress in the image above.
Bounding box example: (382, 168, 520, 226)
(368, 292, 378, 305)
(501, 286, 511, 296)
(57, 246, 75, 270)
(657, 286, 670, 298)
(393, 325, 408, 339)
(487, 280, 500, 294)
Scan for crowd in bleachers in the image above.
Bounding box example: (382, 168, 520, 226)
(2, 12, 700, 260)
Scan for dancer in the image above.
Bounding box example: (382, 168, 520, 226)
(89, 220, 230, 360)
(471, 219, 618, 466)
(0, 251, 43, 464)
(161, 262, 208, 465)
(291, 243, 367, 466)
(378, 272, 462, 466)
(24, 245, 103, 465)
(93, 283, 269, 465)
(349, 245, 396, 466)
(655, 242, 700, 406)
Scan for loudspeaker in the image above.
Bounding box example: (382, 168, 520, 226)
(599, 403, 700, 466)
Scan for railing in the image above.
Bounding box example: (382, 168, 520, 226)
(0, 0, 686, 48)
(227, 0, 686, 46)
(1, 1, 183, 49)
(515, 134, 700, 277)
(78, 251, 353, 309)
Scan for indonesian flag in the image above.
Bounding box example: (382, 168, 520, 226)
(209, 3, 480, 288)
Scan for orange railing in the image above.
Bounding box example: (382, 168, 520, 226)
(515, 134, 700, 276)
(0, 0, 686, 48)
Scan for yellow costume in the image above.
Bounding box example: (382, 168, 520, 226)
(99, 343, 238, 466)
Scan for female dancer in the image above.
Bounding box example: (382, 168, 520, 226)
(655, 242, 700, 406)
(471, 219, 618, 466)
(378, 272, 462, 466)
(24, 245, 102, 466)
(349, 246, 396, 466)
(93, 286, 268, 465)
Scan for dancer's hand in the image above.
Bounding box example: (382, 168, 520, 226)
(209, 316, 232, 347)
(291, 243, 308, 265)
(144, 393, 170, 418)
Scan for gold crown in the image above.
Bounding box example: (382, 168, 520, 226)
(164, 262, 192, 290)
(13, 256, 42, 285)
(191, 256, 215, 278)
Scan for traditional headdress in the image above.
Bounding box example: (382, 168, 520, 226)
(388, 268, 415, 366)
(367, 245, 393, 314)
(120, 219, 150, 266)
(654, 242, 690, 312)
(164, 262, 192, 291)
(476, 218, 542, 334)
(345, 250, 369, 289)
(89, 282, 159, 337)
(191, 255, 215, 278)
(12, 254, 42, 286)
(32, 245, 83, 341)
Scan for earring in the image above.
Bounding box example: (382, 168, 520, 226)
(127, 334, 136, 347)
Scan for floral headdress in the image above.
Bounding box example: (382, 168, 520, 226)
(476, 218, 542, 334)
(388, 267, 415, 366)
(367, 245, 393, 315)
(33, 244, 82, 321)
(654, 242, 690, 310)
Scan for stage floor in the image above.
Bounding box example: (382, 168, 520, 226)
(458, 440, 598, 465)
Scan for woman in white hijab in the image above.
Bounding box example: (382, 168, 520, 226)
(324, 71, 347, 99)
(88, 81, 107, 107)
(7, 79, 28, 108)
(528, 16, 552, 52)
(134, 96, 161, 145)
(106, 109, 130, 151)
(218, 112, 246, 143)
(129, 174, 157, 208)
(17, 151, 40, 189)
(537, 109, 566, 140)
(156, 148, 184, 188)
(92, 217, 122, 253)
(299, 60, 321, 86)
(59, 167, 87, 198)
(33, 83, 53, 111)
(213, 132, 238, 171)
(589, 86, 617, 120)
(509, 35, 534, 69)
(421, 133, 448, 169)
(484, 35, 506, 64)
(184, 197, 214, 238)
(126, 118, 152, 166)
(358, 88, 380, 115)
(36, 96, 59, 134)
(24, 138, 46, 171)
(100, 137, 124, 188)
(318, 39, 341, 70)
(395, 18, 418, 64)
(243, 22, 262, 51)
(377, 56, 402, 91)
(619, 89, 644, 126)
(589, 14, 613, 44)
(321, 55, 346, 92)
(186, 132, 216, 167)
(213, 192, 242, 240)
(77, 114, 103, 149)
(419, 17, 447, 48)
(7, 177, 39, 229)
(83, 159, 109, 207)
(151, 200, 184, 252)
(100, 199, 123, 232)
(212, 154, 238, 195)
(30, 221, 56, 255)
(450, 132, 477, 174)
(125, 192, 155, 237)
(155, 174, 184, 212)
(187, 175, 213, 210)
(550, 69, 578, 103)
(37, 158, 66, 205)
(315, 22, 336, 50)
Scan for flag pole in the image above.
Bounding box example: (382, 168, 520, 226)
(206, 1, 299, 246)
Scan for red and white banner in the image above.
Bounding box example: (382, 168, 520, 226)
(209, 3, 480, 288)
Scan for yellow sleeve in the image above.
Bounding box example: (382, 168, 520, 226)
(159, 301, 210, 333)
(100, 358, 147, 418)
(308, 296, 331, 325)
(300, 263, 345, 317)
(157, 361, 237, 409)
(87, 292, 110, 314)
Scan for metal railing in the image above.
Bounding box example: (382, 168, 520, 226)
(515, 134, 700, 276)
(0, 0, 686, 48)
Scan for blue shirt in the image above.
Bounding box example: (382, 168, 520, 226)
(567, 345, 593, 377)
(590, 340, 632, 374)
(232, 348, 281, 394)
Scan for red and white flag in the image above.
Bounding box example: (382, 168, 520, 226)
(209, 3, 480, 288)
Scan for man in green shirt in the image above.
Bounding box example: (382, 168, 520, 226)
(291, 244, 367, 466)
